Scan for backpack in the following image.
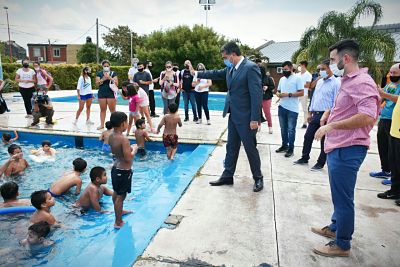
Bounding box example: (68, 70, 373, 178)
(0, 93, 9, 114)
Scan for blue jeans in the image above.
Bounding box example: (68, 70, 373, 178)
(182, 91, 198, 120)
(278, 106, 298, 150)
(194, 91, 209, 120)
(327, 145, 367, 250)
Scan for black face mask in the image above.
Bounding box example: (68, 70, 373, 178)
(282, 70, 291, 78)
(390, 76, 400, 83)
(23, 63, 29, 68)
(185, 65, 189, 70)
(173, 67, 178, 72)
(138, 68, 144, 72)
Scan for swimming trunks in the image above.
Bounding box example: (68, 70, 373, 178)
(102, 143, 111, 153)
(162, 134, 178, 149)
(137, 147, 146, 157)
(47, 188, 63, 198)
(111, 167, 132, 195)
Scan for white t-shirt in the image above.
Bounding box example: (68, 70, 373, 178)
(16, 68, 35, 88)
(36, 70, 47, 85)
(300, 71, 312, 96)
(128, 67, 138, 82)
(144, 69, 154, 91)
(76, 76, 93, 95)
(138, 87, 149, 107)
(194, 78, 209, 92)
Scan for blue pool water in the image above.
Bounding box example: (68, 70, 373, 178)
(0, 132, 215, 266)
(52, 91, 227, 111)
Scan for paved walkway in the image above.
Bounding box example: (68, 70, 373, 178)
(1, 91, 398, 267)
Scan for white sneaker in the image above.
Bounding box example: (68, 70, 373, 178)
(86, 120, 94, 125)
(73, 119, 78, 125)
(269, 127, 273, 134)
(207, 120, 211, 125)
(196, 119, 202, 124)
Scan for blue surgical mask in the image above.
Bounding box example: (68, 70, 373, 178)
(319, 70, 328, 79)
(224, 59, 233, 68)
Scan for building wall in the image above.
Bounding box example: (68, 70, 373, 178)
(66, 44, 82, 64)
(46, 46, 67, 63)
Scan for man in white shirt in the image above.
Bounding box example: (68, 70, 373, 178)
(145, 61, 159, 117)
(128, 58, 139, 83)
(299, 60, 312, 128)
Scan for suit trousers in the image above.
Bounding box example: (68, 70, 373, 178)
(377, 119, 391, 173)
(389, 136, 400, 194)
(301, 113, 326, 166)
(221, 115, 263, 179)
(149, 90, 156, 116)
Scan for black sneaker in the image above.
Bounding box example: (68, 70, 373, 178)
(31, 121, 39, 126)
(276, 146, 288, 153)
(294, 158, 308, 165)
(184, 118, 189, 122)
(377, 190, 400, 199)
(285, 149, 294, 157)
(311, 163, 324, 171)
(151, 114, 159, 118)
(193, 118, 199, 122)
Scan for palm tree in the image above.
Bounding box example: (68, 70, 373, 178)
(292, 0, 396, 82)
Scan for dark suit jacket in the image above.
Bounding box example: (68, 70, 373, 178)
(197, 58, 262, 123)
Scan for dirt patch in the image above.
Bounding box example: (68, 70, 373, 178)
(312, 194, 330, 203)
(359, 204, 399, 218)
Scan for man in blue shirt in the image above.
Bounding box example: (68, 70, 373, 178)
(294, 59, 340, 170)
(276, 61, 304, 157)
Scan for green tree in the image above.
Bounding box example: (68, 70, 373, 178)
(76, 42, 109, 64)
(102, 25, 142, 65)
(292, 0, 395, 82)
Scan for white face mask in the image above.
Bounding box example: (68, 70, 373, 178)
(319, 70, 328, 79)
(103, 67, 110, 72)
(329, 63, 344, 77)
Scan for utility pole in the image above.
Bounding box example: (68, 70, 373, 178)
(96, 18, 99, 64)
(4, 6, 12, 62)
(48, 39, 53, 64)
(130, 31, 133, 65)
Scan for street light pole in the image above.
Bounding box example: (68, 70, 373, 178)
(4, 6, 12, 62)
(199, 0, 216, 28)
(130, 31, 133, 64)
(96, 18, 99, 64)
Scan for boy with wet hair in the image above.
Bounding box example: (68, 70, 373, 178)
(0, 144, 29, 177)
(20, 221, 52, 247)
(2, 130, 19, 144)
(30, 190, 57, 226)
(48, 158, 87, 197)
(74, 166, 114, 212)
(31, 140, 56, 157)
(135, 118, 153, 156)
(99, 121, 113, 153)
(0, 181, 31, 207)
(157, 103, 182, 160)
(109, 111, 137, 228)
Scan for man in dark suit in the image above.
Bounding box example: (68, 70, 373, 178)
(190, 42, 264, 192)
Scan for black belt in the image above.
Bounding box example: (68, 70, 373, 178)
(311, 111, 324, 115)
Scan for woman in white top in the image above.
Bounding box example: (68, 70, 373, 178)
(192, 63, 212, 125)
(15, 58, 36, 117)
(159, 61, 179, 114)
(75, 66, 94, 124)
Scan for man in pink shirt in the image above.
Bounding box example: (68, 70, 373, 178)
(312, 39, 379, 257)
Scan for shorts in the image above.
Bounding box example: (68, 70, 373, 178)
(111, 167, 132, 195)
(129, 111, 139, 117)
(48, 188, 63, 198)
(80, 94, 93, 101)
(102, 143, 111, 153)
(163, 134, 178, 149)
(137, 147, 146, 156)
(36, 84, 48, 92)
(97, 88, 115, 99)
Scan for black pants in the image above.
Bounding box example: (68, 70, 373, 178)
(389, 136, 400, 194)
(175, 92, 181, 107)
(33, 108, 54, 124)
(19, 87, 35, 115)
(377, 119, 392, 172)
(301, 112, 326, 166)
(149, 90, 156, 116)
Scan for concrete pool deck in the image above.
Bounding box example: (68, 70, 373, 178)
(1, 90, 399, 267)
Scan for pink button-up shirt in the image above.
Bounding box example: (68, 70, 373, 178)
(325, 68, 379, 153)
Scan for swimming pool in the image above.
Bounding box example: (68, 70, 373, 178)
(52, 91, 227, 111)
(0, 131, 215, 266)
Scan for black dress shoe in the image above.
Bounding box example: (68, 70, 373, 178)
(285, 149, 294, 157)
(184, 118, 189, 122)
(311, 163, 324, 171)
(294, 158, 308, 165)
(377, 190, 400, 199)
(276, 146, 288, 153)
(209, 177, 234, 186)
(253, 178, 264, 192)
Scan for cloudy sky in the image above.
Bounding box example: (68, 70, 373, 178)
(0, 0, 398, 50)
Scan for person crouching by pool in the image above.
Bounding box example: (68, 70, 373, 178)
(99, 121, 113, 153)
(157, 103, 182, 160)
(0, 181, 31, 208)
(74, 66, 94, 125)
(48, 158, 87, 197)
(0, 144, 29, 177)
(96, 60, 118, 130)
(74, 166, 116, 213)
(135, 119, 153, 157)
(20, 221, 53, 247)
(30, 190, 58, 227)
(108, 112, 137, 228)
(30, 88, 54, 127)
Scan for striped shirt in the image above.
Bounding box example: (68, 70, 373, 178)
(325, 68, 380, 153)
(309, 76, 341, 112)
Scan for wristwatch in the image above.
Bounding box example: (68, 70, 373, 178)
(289, 93, 293, 98)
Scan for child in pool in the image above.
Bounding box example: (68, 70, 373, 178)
(20, 221, 53, 247)
(0, 144, 29, 177)
(30, 190, 58, 226)
(99, 121, 113, 153)
(48, 158, 87, 197)
(134, 119, 153, 157)
(74, 166, 114, 213)
(157, 103, 182, 160)
(2, 130, 19, 145)
(30, 140, 56, 157)
(0, 181, 31, 208)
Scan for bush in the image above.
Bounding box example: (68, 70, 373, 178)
(1, 63, 227, 92)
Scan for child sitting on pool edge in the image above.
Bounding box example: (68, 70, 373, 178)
(20, 221, 53, 247)
(48, 158, 87, 197)
(74, 166, 114, 213)
(135, 119, 153, 157)
(2, 130, 19, 145)
(0, 181, 31, 208)
(30, 190, 58, 226)
(157, 103, 182, 160)
(99, 121, 113, 153)
(0, 144, 29, 177)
